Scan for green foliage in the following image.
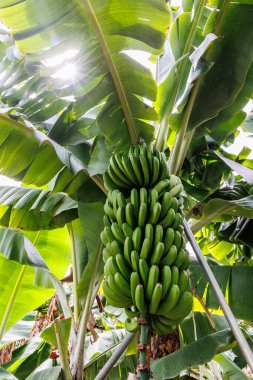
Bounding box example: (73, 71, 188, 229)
(0, 0, 253, 379)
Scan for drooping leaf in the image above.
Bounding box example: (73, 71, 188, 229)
(151, 329, 234, 380)
(0, 0, 172, 149)
(0, 228, 71, 336)
(188, 4, 253, 131)
(190, 259, 253, 322)
(0, 185, 78, 230)
(26, 367, 62, 380)
(3, 340, 51, 380)
(40, 317, 71, 355)
(215, 353, 251, 380)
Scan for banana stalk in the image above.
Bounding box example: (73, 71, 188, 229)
(138, 314, 151, 380)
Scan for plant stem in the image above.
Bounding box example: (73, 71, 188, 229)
(169, 80, 201, 175)
(190, 203, 234, 234)
(0, 265, 26, 342)
(68, 222, 80, 324)
(138, 314, 151, 380)
(54, 319, 73, 380)
(71, 242, 103, 379)
(156, 0, 207, 151)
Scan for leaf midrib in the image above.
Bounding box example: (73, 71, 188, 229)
(79, 0, 138, 145)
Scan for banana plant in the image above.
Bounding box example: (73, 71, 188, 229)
(0, 0, 253, 379)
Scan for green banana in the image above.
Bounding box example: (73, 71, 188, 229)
(100, 231, 109, 246)
(145, 224, 153, 245)
(173, 230, 182, 250)
(135, 284, 147, 313)
(116, 207, 125, 227)
(140, 237, 151, 259)
(103, 281, 132, 308)
(172, 213, 183, 229)
(149, 283, 163, 314)
(111, 223, 125, 244)
(131, 250, 140, 272)
(149, 202, 161, 225)
(138, 203, 147, 227)
(140, 154, 150, 187)
(139, 258, 149, 287)
(130, 188, 139, 219)
(160, 192, 172, 219)
(174, 249, 186, 269)
(149, 189, 159, 210)
(116, 192, 126, 208)
(122, 223, 134, 238)
(170, 183, 183, 198)
(163, 228, 175, 253)
(132, 226, 142, 251)
(140, 187, 148, 205)
(130, 271, 141, 304)
(102, 247, 110, 262)
(125, 306, 138, 319)
(150, 156, 160, 186)
(103, 226, 115, 242)
(105, 256, 119, 276)
(116, 254, 131, 280)
(181, 252, 190, 270)
(153, 224, 163, 248)
(178, 270, 189, 295)
(168, 291, 193, 320)
(108, 166, 129, 189)
(152, 316, 176, 334)
(104, 200, 115, 219)
(125, 203, 136, 227)
(114, 272, 132, 297)
(110, 240, 122, 255)
(103, 215, 111, 227)
(107, 275, 128, 300)
(153, 179, 170, 197)
(103, 172, 117, 192)
(124, 237, 132, 266)
(146, 265, 159, 302)
(169, 175, 181, 189)
(161, 266, 171, 300)
(170, 197, 179, 212)
(171, 266, 179, 285)
(150, 242, 164, 265)
(160, 208, 176, 228)
(129, 152, 143, 185)
(121, 154, 139, 186)
(110, 156, 132, 186)
(160, 245, 177, 266)
(125, 317, 139, 333)
(157, 284, 180, 315)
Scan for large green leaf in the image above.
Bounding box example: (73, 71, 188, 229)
(0, 228, 71, 337)
(2, 340, 51, 380)
(26, 367, 62, 380)
(0, 0, 171, 148)
(150, 329, 234, 380)
(0, 114, 105, 200)
(215, 354, 251, 380)
(188, 4, 253, 131)
(0, 185, 77, 230)
(190, 259, 253, 321)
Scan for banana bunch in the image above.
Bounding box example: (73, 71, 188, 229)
(101, 144, 193, 335)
